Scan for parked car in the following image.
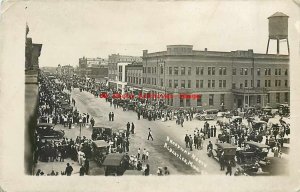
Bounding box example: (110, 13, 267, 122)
(195, 109, 219, 121)
(209, 142, 237, 167)
(36, 123, 65, 139)
(103, 153, 130, 176)
(92, 140, 110, 166)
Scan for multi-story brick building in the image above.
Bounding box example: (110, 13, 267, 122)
(126, 63, 143, 93)
(141, 45, 289, 110)
(108, 54, 142, 81)
(77, 57, 108, 79)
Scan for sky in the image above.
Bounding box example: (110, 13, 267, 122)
(25, 0, 300, 67)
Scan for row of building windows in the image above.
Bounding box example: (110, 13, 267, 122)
(142, 78, 288, 89)
(142, 66, 288, 76)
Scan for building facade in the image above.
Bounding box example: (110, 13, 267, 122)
(141, 45, 289, 110)
(108, 54, 142, 81)
(125, 63, 143, 94)
(77, 57, 108, 79)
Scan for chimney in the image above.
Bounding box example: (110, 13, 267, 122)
(204, 48, 208, 51)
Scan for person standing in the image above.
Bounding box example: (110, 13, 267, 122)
(189, 135, 193, 151)
(142, 148, 146, 162)
(90, 117, 95, 127)
(84, 159, 89, 175)
(147, 128, 153, 141)
(131, 122, 135, 134)
(137, 148, 141, 159)
(213, 126, 217, 137)
(225, 161, 232, 176)
(109, 112, 112, 121)
(185, 134, 190, 148)
(111, 112, 114, 121)
(146, 150, 149, 161)
(144, 164, 150, 176)
(127, 122, 130, 133)
(79, 165, 85, 176)
(87, 113, 90, 124)
(65, 163, 73, 176)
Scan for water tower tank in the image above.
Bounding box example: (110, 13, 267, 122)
(268, 12, 289, 40)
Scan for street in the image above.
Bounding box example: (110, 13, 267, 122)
(67, 88, 225, 175)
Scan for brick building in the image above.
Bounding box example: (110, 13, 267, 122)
(140, 45, 289, 110)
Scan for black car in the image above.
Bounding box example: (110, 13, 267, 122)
(36, 123, 65, 139)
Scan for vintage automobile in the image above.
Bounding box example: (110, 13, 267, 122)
(244, 141, 270, 164)
(36, 123, 65, 139)
(251, 120, 268, 133)
(91, 126, 113, 141)
(195, 109, 219, 121)
(92, 140, 110, 166)
(209, 143, 237, 166)
(231, 116, 243, 124)
(102, 153, 130, 176)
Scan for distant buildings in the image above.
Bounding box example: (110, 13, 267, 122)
(77, 57, 108, 79)
(107, 54, 142, 94)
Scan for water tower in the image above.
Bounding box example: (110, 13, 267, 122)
(266, 12, 289, 55)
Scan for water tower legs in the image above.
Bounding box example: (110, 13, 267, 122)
(277, 39, 280, 54)
(266, 38, 270, 54)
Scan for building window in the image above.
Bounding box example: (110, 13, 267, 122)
(284, 92, 289, 102)
(268, 68, 271, 75)
(180, 97, 184, 107)
(174, 67, 178, 75)
(275, 69, 278, 75)
(200, 80, 203, 88)
(155, 67, 157, 74)
(196, 80, 199, 88)
(219, 80, 222, 88)
(212, 80, 215, 88)
(220, 94, 225, 106)
(208, 80, 211, 88)
(251, 80, 253, 87)
(169, 80, 172, 88)
(265, 80, 268, 87)
(245, 80, 248, 87)
(257, 68, 260, 76)
(257, 80, 260, 87)
(160, 65, 164, 74)
(257, 95, 261, 104)
(232, 83, 236, 89)
(285, 69, 288, 75)
(275, 80, 277, 87)
(276, 93, 280, 103)
(197, 96, 202, 106)
(223, 67, 227, 75)
(223, 80, 226, 88)
(278, 80, 281, 87)
(285, 80, 288, 87)
(240, 68, 244, 75)
(186, 98, 191, 107)
(212, 67, 215, 75)
(160, 78, 164, 87)
(187, 80, 191, 88)
(208, 67, 211, 75)
(139, 78, 141, 84)
(219, 68, 222, 75)
(267, 93, 270, 103)
(174, 80, 178, 88)
(278, 69, 281, 75)
(240, 83, 243, 89)
(181, 67, 185, 75)
(169, 67, 172, 75)
(265, 68, 268, 75)
(181, 80, 185, 88)
(268, 80, 271, 87)
(196, 67, 200, 75)
(232, 68, 236, 75)
(244, 68, 248, 75)
(200, 67, 204, 75)
(209, 94, 214, 106)
(188, 67, 191, 75)
(147, 67, 151, 73)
